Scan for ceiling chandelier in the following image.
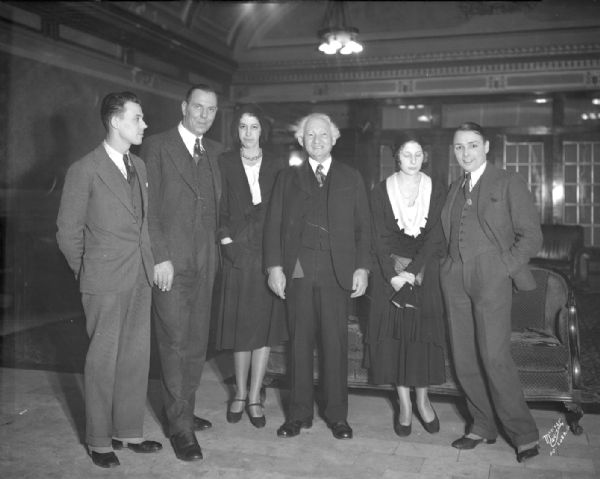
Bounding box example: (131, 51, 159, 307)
(318, 1, 363, 55)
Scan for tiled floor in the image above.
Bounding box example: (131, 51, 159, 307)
(1, 357, 599, 479)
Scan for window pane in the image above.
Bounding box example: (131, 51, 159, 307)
(564, 186, 577, 204)
(581, 163, 592, 183)
(581, 184, 591, 203)
(564, 143, 577, 163)
(517, 145, 528, 163)
(565, 165, 578, 183)
(581, 143, 592, 163)
(564, 206, 577, 223)
(519, 166, 530, 182)
(581, 206, 591, 224)
(532, 144, 543, 163)
(594, 185, 600, 202)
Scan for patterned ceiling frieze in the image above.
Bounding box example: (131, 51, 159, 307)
(235, 42, 600, 74)
(234, 56, 600, 86)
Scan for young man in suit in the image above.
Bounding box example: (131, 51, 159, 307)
(141, 84, 222, 461)
(264, 113, 371, 440)
(439, 122, 542, 463)
(56, 91, 161, 468)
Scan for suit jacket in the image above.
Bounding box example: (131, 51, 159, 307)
(263, 158, 372, 291)
(217, 149, 285, 255)
(141, 127, 223, 272)
(56, 144, 154, 293)
(441, 162, 542, 291)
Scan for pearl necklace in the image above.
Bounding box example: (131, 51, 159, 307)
(241, 149, 262, 162)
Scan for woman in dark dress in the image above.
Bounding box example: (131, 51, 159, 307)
(367, 133, 446, 437)
(215, 104, 286, 428)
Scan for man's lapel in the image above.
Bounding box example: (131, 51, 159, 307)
(94, 145, 135, 217)
(165, 129, 200, 196)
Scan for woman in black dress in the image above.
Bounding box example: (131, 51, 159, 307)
(367, 133, 446, 436)
(215, 104, 286, 428)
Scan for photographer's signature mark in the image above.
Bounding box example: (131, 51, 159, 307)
(542, 417, 568, 455)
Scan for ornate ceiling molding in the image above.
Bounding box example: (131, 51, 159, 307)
(234, 42, 600, 85)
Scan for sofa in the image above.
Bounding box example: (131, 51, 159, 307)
(265, 266, 585, 435)
(530, 224, 591, 288)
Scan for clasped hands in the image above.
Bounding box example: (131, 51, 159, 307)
(267, 266, 369, 300)
(390, 271, 416, 291)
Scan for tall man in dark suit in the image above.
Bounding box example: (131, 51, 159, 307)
(57, 91, 161, 468)
(141, 84, 222, 461)
(264, 113, 371, 440)
(440, 122, 542, 463)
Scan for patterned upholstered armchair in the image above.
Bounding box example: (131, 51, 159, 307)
(265, 266, 585, 434)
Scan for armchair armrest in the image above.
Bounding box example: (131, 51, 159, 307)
(566, 290, 582, 389)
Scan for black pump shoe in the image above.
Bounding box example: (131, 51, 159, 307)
(227, 398, 246, 423)
(422, 411, 440, 434)
(246, 402, 266, 428)
(394, 420, 412, 437)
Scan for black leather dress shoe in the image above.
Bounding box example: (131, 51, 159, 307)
(193, 416, 212, 431)
(451, 435, 496, 450)
(276, 418, 313, 438)
(170, 432, 203, 461)
(89, 451, 120, 468)
(331, 421, 353, 440)
(517, 445, 539, 463)
(111, 439, 162, 453)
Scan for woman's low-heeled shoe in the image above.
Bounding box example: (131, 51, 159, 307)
(246, 402, 266, 428)
(227, 398, 246, 423)
(423, 411, 440, 434)
(394, 420, 412, 437)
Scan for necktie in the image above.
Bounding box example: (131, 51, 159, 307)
(462, 172, 471, 197)
(315, 163, 326, 188)
(193, 138, 206, 165)
(124, 154, 135, 185)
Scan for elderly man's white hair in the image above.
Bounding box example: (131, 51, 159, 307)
(293, 113, 341, 143)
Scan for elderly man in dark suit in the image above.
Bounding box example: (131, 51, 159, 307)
(141, 84, 222, 461)
(440, 122, 542, 463)
(264, 113, 371, 440)
(57, 91, 161, 468)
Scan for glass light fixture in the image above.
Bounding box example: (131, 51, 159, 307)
(318, 1, 363, 55)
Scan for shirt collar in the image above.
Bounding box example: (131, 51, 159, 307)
(308, 156, 332, 175)
(103, 141, 128, 164)
(178, 122, 202, 155)
(469, 161, 487, 189)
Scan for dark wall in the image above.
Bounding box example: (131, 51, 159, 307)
(2, 51, 183, 190)
(1, 52, 185, 320)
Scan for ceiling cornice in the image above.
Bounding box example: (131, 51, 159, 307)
(234, 42, 600, 85)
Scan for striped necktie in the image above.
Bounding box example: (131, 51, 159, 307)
(315, 163, 326, 187)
